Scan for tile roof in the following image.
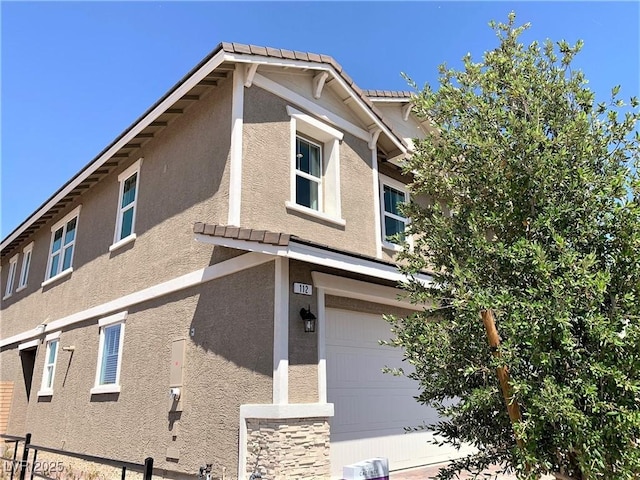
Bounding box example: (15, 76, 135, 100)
(193, 222, 291, 246)
(193, 222, 410, 272)
(363, 90, 413, 99)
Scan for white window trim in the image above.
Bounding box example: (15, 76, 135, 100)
(91, 311, 127, 395)
(37, 331, 61, 397)
(16, 242, 34, 292)
(111, 158, 143, 251)
(379, 174, 410, 251)
(286, 106, 345, 225)
(43, 205, 82, 284)
(3, 254, 19, 300)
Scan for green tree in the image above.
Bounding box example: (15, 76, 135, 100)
(387, 13, 640, 479)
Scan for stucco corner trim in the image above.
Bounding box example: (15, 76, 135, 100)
(240, 403, 334, 419)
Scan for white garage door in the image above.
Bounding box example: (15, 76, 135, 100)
(326, 308, 462, 477)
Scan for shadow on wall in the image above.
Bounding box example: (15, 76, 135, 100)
(187, 256, 275, 378)
(72, 82, 233, 272)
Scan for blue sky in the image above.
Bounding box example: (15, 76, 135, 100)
(2, 1, 638, 237)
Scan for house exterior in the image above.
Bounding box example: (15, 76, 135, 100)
(0, 43, 465, 479)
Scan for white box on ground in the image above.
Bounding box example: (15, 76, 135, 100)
(342, 457, 389, 480)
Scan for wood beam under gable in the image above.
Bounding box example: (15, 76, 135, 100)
(368, 128, 382, 150)
(313, 71, 329, 99)
(402, 102, 413, 122)
(244, 63, 259, 88)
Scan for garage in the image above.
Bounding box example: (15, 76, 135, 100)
(326, 308, 462, 477)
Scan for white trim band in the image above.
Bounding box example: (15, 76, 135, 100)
(1, 252, 273, 348)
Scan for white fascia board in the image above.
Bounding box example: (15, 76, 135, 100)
(223, 53, 330, 73)
(0, 251, 272, 348)
(2, 50, 227, 252)
(194, 233, 432, 286)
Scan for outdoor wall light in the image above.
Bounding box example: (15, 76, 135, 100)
(299, 306, 317, 333)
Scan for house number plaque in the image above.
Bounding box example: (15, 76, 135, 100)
(293, 282, 312, 295)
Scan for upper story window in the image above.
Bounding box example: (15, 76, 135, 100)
(38, 332, 60, 396)
(44, 205, 82, 284)
(3, 254, 19, 299)
(285, 106, 345, 227)
(91, 311, 127, 395)
(111, 158, 143, 252)
(296, 136, 323, 211)
(380, 175, 409, 249)
(17, 242, 34, 291)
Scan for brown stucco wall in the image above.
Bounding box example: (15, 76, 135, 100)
(16, 260, 274, 476)
(241, 86, 379, 257)
(1, 78, 233, 340)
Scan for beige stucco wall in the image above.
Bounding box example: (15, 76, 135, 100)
(241, 86, 379, 258)
(1, 78, 233, 340)
(287, 260, 415, 404)
(14, 260, 274, 476)
(0, 346, 30, 435)
(287, 261, 319, 404)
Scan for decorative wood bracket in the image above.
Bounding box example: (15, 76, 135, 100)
(244, 64, 259, 88)
(368, 128, 382, 150)
(313, 71, 329, 99)
(402, 102, 413, 121)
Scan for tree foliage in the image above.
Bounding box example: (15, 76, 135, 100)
(387, 13, 640, 479)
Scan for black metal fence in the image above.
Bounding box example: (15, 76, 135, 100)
(1, 434, 153, 480)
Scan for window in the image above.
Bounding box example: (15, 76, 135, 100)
(17, 242, 34, 291)
(111, 158, 142, 251)
(285, 106, 345, 226)
(3, 254, 18, 299)
(295, 136, 322, 210)
(380, 176, 409, 248)
(45, 205, 81, 283)
(92, 312, 126, 394)
(38, 332, 60, 396)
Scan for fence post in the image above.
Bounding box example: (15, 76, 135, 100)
(9, 440, 19, 480)
(18, 433, 31, 480)
(143, 457, 153, 480)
